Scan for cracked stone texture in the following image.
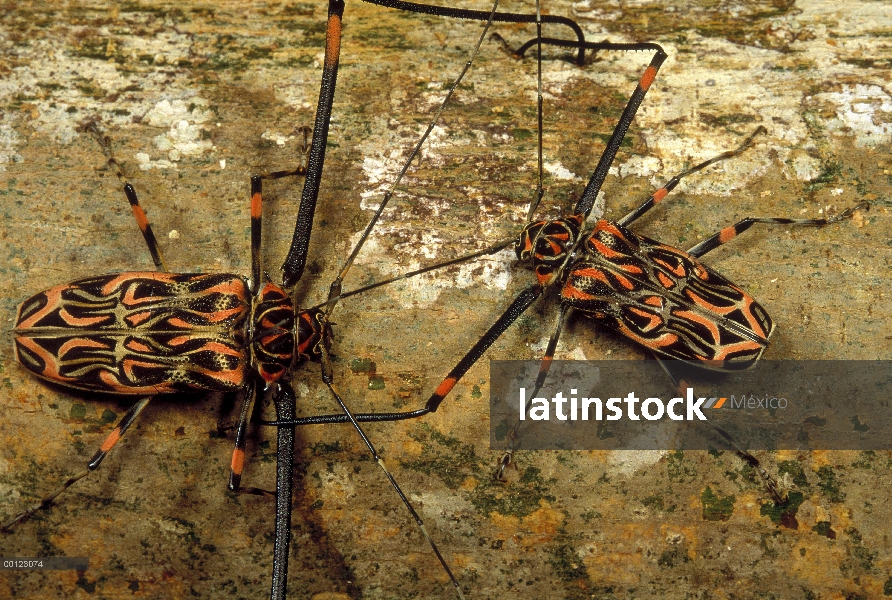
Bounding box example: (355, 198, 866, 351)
(0, 1, 890, 599)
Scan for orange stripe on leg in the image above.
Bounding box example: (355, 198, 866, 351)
(99, 428, 122, 453)
(251, 192, 262, 219)
(325, 15, 342, 68)
(537, 356, 553, 377)
(231, 448, 245, 475)
(719, 226, 737, 243)
(433, 376, 457, 400)
(131, 205, 149, 232)
(639, 66, 657, 91)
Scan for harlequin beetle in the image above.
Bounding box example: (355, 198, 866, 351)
(4, 3, 348, 597)
(4, 1, 870, 598)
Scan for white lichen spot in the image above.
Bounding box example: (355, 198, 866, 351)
(815, 84, 892, 147)
(421, 125, 457, 164)
(790, 154, 822, 181)
(361, 156, 391, 187)
(606, 450, 668, 476)
(573, 1, 622, 20)
(420, 90, 449, 112)
(136, 151, 175, 171)
(152, 118, 211, 158)
(618, 155, 661, 179)
(544, 161, 578, 181)
(453, 249, 514, 292)
(529, 332, 581, 357)
(567, 346, 588, 361)
(0, 116, 22, 172)
(143, 99, 213, 165)
(32, 104, 83, 145)
(347, 225, 514, 308)
(261, 130, 291, 146)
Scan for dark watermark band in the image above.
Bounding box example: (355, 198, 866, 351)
(490, 360, 892, 451)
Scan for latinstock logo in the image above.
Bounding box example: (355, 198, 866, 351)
(517, 387, 715, 422)
(490, 360, 891, 452)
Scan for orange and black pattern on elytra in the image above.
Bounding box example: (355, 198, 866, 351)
(560, 219, 774, 369)
(14, 272, 252, 393)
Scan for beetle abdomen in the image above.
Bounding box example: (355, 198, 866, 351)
(15, 272, 251, 393)
(561, 220, 774, 368)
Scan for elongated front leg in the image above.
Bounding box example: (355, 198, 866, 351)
(574, 45, 668, 219)
(281, 0, 345, 287)
(269, 382, 296, 600)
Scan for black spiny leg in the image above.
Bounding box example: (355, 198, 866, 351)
(573, 44, 667, 219)
(425, 285, 544, 414)
(269, 382, 296, 600)
(281, 0, 345, 288)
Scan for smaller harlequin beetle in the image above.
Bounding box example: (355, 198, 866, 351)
(340, 39, 869, 489)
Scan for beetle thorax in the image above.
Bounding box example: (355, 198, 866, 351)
(250, 282, 296, 386)
(514, 213, 585, 287)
